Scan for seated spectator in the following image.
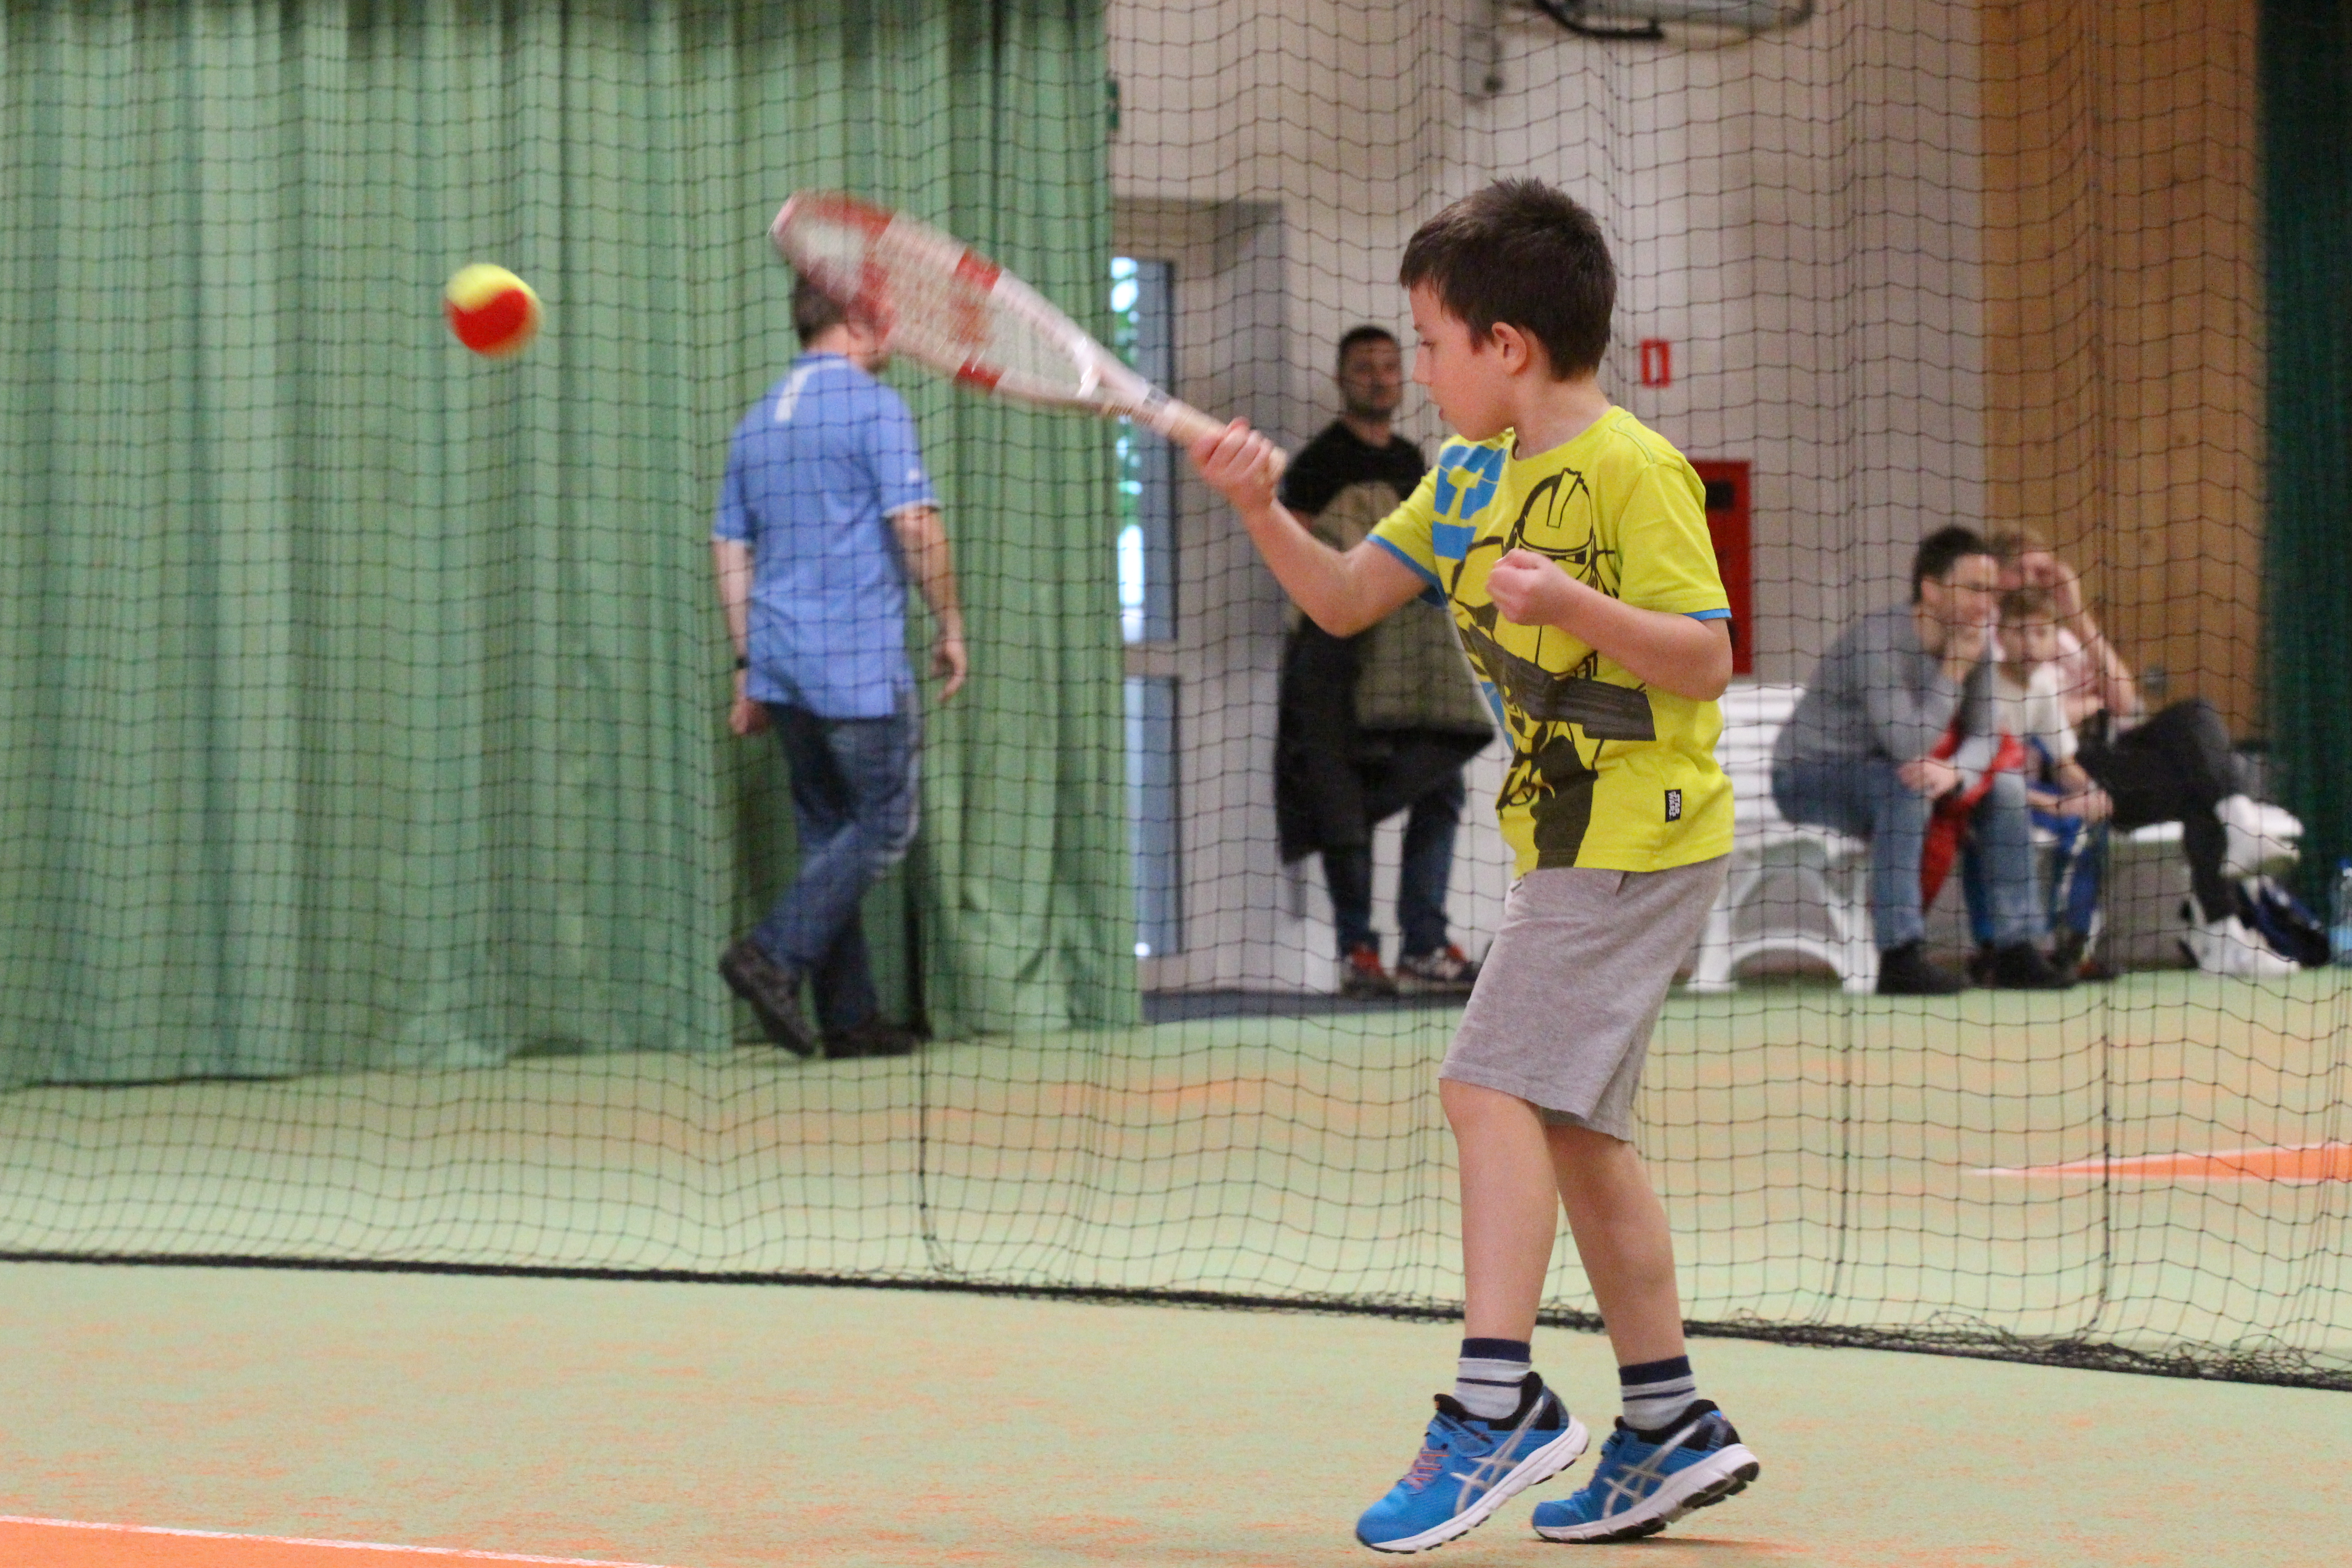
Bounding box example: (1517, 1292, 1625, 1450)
(1986, 528, 2295, 977)
(1276, 326, 1494, 997)
(1958, 586, 2114, 981)
(1771, 527, 2072, 995)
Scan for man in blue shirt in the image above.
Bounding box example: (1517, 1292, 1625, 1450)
(713, 277, 967, 1058)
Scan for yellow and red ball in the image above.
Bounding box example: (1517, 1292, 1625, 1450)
(443, 264, 541, 358)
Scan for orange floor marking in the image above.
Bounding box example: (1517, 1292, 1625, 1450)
(1978, 1141, 2352, 1183)
(0, 1518, 677, 1568)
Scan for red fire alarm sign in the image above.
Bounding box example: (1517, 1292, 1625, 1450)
(1638, 339, 1672, 387)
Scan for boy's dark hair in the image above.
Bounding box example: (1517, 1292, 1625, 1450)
(2000, 584, 2056, 623)
(1336, 324, 1397, 369)
(1911, 525, 1992, 602)
(791, 275, 849, 345)
(1398, 179, 1614, 377)
(1983, 524, 2049, 566)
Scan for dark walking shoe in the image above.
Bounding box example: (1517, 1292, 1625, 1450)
(1877, 940, 1965, 996)
(1339, 941, 1397, 998)
(1989, 941, 2074, 990)
(822, 1019, 921, 1059)
(2049, 926, 2119, 982)
(1395, 943, 1480, 995)
(719, 938, 818, 1056)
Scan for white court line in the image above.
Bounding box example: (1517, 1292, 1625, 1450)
(0, 1515, 679, 1567)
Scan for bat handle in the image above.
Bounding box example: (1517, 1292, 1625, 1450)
(1135, 391, 1289, 478)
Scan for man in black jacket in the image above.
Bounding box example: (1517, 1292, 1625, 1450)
(1277, 327, 1493, 997)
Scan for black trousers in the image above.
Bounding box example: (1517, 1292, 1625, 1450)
(2077, 698, 2243, 923)
(1273, 622, 1482, 860)
(1274, 622, 1485, 957)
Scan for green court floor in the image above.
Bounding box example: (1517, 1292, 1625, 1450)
(3, 1262, 2345, 1567)
(5, 971, 2346, 1372)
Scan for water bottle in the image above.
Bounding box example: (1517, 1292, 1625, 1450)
(2333, 859, 2352, 967)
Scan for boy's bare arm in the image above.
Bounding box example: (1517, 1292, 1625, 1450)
(1486, 548, 1733, 702)
(1188, 421, 1427, 635)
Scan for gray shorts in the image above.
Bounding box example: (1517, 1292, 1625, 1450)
(1440, 856, 1728, 1142)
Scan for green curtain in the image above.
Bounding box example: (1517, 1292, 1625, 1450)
(2260, 0, 2352, 911)
(0, 0, 1131, 1090)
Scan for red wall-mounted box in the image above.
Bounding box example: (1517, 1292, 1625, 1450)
(1691, 459, 1753, 676)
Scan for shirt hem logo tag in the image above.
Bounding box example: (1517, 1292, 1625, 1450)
(1665, 789, 1683, 822)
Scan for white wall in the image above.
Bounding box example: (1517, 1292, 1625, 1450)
(1109, 0, 1987, 991)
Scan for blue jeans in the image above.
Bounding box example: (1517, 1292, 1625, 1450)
(1323, 772, 1465, 959)
(751, 700, 921, 1034)
(1772, 755, 2042, 951)
(1964, 808, 2107, 946)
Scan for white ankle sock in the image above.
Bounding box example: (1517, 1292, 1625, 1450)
(1620, 1354, 1698, 1431)
(1454, 1337, 1531, 1421)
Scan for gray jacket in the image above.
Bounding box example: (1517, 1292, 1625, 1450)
(1773, 603, 1992, 769)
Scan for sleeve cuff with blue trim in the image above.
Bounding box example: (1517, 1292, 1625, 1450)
(1370, 536, 1446, 607)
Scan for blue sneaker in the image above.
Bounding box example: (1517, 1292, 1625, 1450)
(1356, 1375, 1589, 1553)
(1529, 1399, 1758, 1543)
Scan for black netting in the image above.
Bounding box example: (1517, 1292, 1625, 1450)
(2, 0, 2346, 1392)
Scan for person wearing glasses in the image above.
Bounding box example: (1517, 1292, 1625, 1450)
(1770, 527, 2072, 995)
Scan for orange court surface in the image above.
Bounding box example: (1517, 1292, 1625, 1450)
(0, 1519, 679, 1568)
(1984, 1141, 2352, 1182)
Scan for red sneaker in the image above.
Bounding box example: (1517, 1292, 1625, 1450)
(1340, 941, 1396, 997)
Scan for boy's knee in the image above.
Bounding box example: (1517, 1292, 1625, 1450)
(2168, 695, 2225, 737)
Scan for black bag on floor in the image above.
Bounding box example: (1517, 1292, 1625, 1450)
(2236, 875, 2332, 968)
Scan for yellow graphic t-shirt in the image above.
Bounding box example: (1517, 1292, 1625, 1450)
(1368, 406, 1734, 876)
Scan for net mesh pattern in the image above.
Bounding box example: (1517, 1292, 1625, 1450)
(1, 0, 2347, 1392)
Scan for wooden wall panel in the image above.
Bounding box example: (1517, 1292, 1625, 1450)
(1982, 0, 2264, 734)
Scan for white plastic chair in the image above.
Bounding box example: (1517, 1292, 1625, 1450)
(1686, 682, 1879, 995)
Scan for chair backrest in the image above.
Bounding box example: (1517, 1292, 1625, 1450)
(1715, 681, 1805, 833)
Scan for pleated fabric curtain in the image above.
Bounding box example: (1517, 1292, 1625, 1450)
(2259, 0, 2352, 909)
(0, 0, 1130, 1089)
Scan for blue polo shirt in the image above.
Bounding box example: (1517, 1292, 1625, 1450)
(713, 353, 937, 718)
